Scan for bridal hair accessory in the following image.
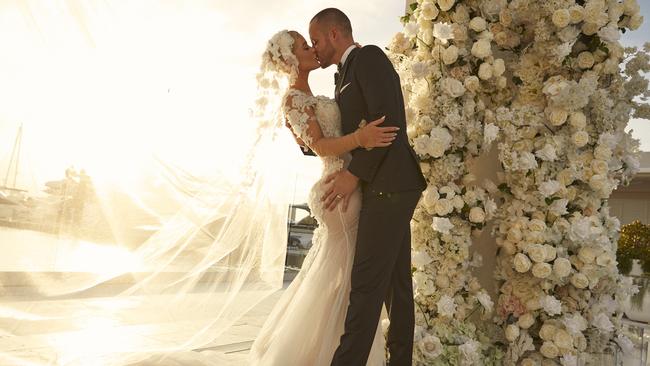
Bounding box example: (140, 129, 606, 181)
(259, 30, 299, 84)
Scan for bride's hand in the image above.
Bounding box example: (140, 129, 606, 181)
(355, 116, 398, 148)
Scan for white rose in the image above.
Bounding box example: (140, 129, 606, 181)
(434, 199, 454, 216)
(478, 62, 493, 80)
(544, 245, 557, 262)
(541, 295, 562, 315)
(428, 127, 453, 158)
(536, 144, 557, 161)
(569, 5, 584, 23)
(540, 324, 558, 341)
(541, 341, 560, 358)
(577, 51, 595, 69)
(571, 273, 589, 289)
(572, 131, 589, 147)
(437, 0, 456, 12)
(469, 207, 486, 223)
(442, 77, 466, 98)
(464, 75, 480, 92)
(442, 45, 459, 64)
(471, 39, 492, 59)
(596, 252, 614, 267)
(497, 76, 507, 89)
(412, 250, 434, 267)
(389, 32, 412, 54)
(582, 22, 600, 36)
(419, 334, 443, 358)
(569, 111, 587, 129)
(591, 159, 609, 175)
(589, 174, 609, 193)
(553, 258, 572, 278)
(514, 253, 532, 273)
(557, 169, 575, 186)
(505, 324, 520, 342)
(554, 329, 574, 349)
(518, 313, 535, 329)
(421, 2, 440, 21)
(533, 263, 553, 278)
(578, 247, 596, 264)
(594, 145, 612, 160)
(521, 359, 536, 366)
(437, 295, 456, 317)
(552, 9, 571, 28)
(422, 187, 440, 211)
(549, 108, 569, 126)
(435, 275, 450, 288)
(528, 244, 547, 263)
(493, 58, 505, 76)
(469, 17, 487, 32)
(539, 180, 562, 197)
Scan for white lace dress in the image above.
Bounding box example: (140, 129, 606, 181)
(248, 89, 386, 366)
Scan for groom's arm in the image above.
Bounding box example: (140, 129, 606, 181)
(347, 45, 401, 183)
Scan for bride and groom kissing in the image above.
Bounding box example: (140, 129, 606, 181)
(250, 8, 427, 366)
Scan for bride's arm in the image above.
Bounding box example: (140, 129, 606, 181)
(284, 96, 397, 157)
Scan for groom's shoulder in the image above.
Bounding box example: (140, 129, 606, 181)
(357, 44, 387, 60)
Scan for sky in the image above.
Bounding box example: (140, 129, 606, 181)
(0, 0, 647, 205)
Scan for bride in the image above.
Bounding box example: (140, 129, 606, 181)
(248, 30, 396, 366)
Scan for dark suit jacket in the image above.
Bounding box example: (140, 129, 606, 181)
(335, 45, 426, 193)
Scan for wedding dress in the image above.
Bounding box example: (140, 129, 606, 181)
(249, 89, 386, 366)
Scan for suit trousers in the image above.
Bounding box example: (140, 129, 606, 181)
(331, 187, 422, 366)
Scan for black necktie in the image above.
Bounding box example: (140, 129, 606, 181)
(334, 63, 342, 85)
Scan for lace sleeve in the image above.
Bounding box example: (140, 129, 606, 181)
(283, 91, 318, 148)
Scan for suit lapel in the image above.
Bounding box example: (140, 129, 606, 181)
(335, 48, 359, 102)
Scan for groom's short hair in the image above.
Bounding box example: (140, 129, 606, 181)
(311, 8, 352, 37)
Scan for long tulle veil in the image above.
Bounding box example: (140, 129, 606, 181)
(0, 5, 302, 364)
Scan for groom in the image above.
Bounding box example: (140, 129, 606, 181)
(309, 8, 427, 366)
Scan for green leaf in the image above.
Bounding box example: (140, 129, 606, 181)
(545, 196, 561, 205)
(409, 2, 418, 11)
(512, 76, 523, 85)
(498, 183, 512, 195)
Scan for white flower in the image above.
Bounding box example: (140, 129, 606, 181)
(442, 77, 466, 98)
(521, 358, 537, 366)
(518, 152, 539, 170)
(432, 22, 454, 44)
(389, 32, 412, 54)
(536, 144, 557, 161)
(597, 24, 621, 43)
(592, 313, 614, 332)
(532, 263, 552, 278)
(540, 323, 558, 340)
(418, 334, 443, 359)
(411, 62, 430, 79)
(541, 295, 563, 316)
(569, 111, 586, 129)
(591, 159, 609, 175)
(518, 313, 535, 329)
(539, 180, 562, 197)
(493, 58, 505, 76)
(549, 198, 569, 216)
(421, 1, 440, 21)
(561, 355, 578, 366)
(505, 324, 520, 342)
(596, 252, 614, 267)
(577, 51, 595, 69)
(412, 250, 433, 267)
(442, 45, 459, 64)
(469, 16, 487, 32)
(434, 199, 454, 216)
(469, 207, 486, 223)
(422, 187, 439, 211)
(589, 174, 613, 195)
(478, 62, 493, 80)
(572, 131, 589, 147)
(552, 9, 571, 28)
(413, 135, 431, 157)
(477, 291, 494, 312)
(569, 5, 584, 23)
(483, 123, 499, 146)
(464, 75, 480, 92)
(459, 340, 481, 364)
(437, 295, 456, 317)
(428, 127, 453, 157)
(549, 108, 569, 126)
(541, 341, 560, 358)
(514, 253, 532, 273)
(562, 313, 587, 335)
(404, 22, 419, 38)
(553, 257, 572, 278)
(431, 217, 454, 234)
(554, 329, 574, 349)
(471, 39, 492, 59)
(528, 244, 548, 263)
(571, 273, 589, 289)
(437, 0, 455, 12)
